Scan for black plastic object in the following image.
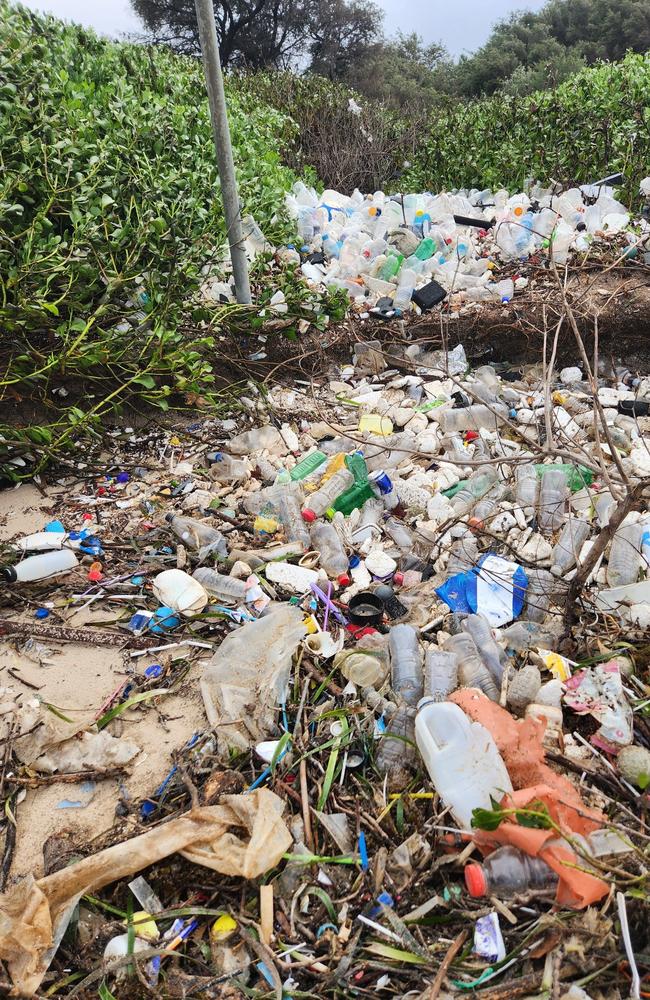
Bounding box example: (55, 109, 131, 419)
(453, 214, 494, 230)
(618, 398, 650, 417)
(500, 369, 523, 382)
(306, 251, 326, 265)
(411, 280, 447, 312)
(451, 391, 470, 408)
(348, 591, 385, 627)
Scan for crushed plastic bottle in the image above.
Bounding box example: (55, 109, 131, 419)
(465, 845, 558, 898)
(443, 632, 500, 701)
(389, 624, 423, 707)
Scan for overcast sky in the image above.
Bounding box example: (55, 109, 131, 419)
(21, 0, 548, 56)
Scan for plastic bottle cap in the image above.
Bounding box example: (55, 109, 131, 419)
(301, 509, 316, 523)
(1, 566, 17, 583)
(35, 608, 50, 619)
(464, 863, 487, 897)
(337, 574, 351, 587)
(464, 430, 479, 442)
(349, 555, 361, 569)
(393, 572, 404, 586)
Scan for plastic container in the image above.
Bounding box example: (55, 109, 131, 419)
(165, 515, 227, 556)
(607, 521, 643, 587)
(470, 483, 508, 526)
(265, 561, 319, 593)
(328, 479, 375, 517)
(12, 531, 83, 553)
(450, 468, 499, 515)
(446, 534, 480, 576)
(423, 648, 458, 701)
(550, 517, 590, 576)
(383, 516, 414, 552)
(290, 451, 327, 481)
(438, 404, 507, 434)
(461, 614, 503, 685)
(192, 567, 249, 604)
(389, 624, 423, 707)
(415, 701, 513, 829)
(1, 548, 78, 583)
(375, 705, 417, 786)
(516, 464, 539, 514)
(537, 468, 568, 535)
(310, 521, 349, 577)
(443, 633, 500, 701)
(465, 845, 558, 898)
(351, 499, 384, 544)
(152, 569, 208, 616)
(268, 482, 311, 548)
(522, 568, 553, 623)
(208, 454, 250, 483)
(302, 468, 354, 520)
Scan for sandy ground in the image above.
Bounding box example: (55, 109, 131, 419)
(0, 485, 207, 880)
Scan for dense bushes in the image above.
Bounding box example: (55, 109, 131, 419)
(406, 53, 650, 206)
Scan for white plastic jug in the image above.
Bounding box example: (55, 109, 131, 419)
(415, 701, 513, 829)
(152, 569, 208, 616)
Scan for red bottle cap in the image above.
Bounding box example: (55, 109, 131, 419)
(337, 573, 351, 587)
(468, 516, 483, 532)
(393, 571, 404, 586)
(301, 509, 316, 523)
(464, 863, 487, 897)
(464, 430, 479, 442)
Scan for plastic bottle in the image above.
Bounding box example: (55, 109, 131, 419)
(461, 614, 504, 685)
(192, 567, 249, 604)
(1, 548, 78, 583)
(507, 663, 542, 714)
(228, 425, 285, 456)
(523, 568, 553, 623)
(351, 499, 384, 544)
(414, 237, 436, 260)
(12, 531, 85, 553)
(297, 206, 315, 245)
(424, 648, 458, 701)
(302, 468, 354, 520)
(267, 482, 311, 548)
(464, 845, 558, 898)
(537, 469, 568, 535)
(328, 479, 375, 517)
(607, 521, 643, 587)
(208, 454, 250, 483)
(384, 516, 414, 552)
(393, 268, 417, 310)
(446, 534, 480, 576)
(290, 451, 327, 481)
(443, 633, 500, 701)
(375, 705, 417, 787)
(550, 517, 590, 576)
(415, 701, 513, 828)
(152, 569, 208, 616)
(451, 468, 499, 515)
(389, 624, 423, 707)
(438, 405, 507, 434)
(470, 483, 509, 526)
(310, 522, 349, 577)
(165, 514, 228, 556)
(516, 464, 539, 515)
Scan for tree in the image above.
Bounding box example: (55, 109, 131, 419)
(131, 0, 382, 71)
(340, 32, 451, 109)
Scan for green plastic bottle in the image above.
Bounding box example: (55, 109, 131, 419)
(326, 481, 374, 518)
(345, 451, 369, 484)
(534, 463, 593, 493)
(414, 237, 436, 261)
(379, 252, 404, 282)
(289, 450, 327, 481)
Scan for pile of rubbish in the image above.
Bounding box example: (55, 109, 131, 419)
(0, 340, 649, 998)
(283, 176, 650, 315)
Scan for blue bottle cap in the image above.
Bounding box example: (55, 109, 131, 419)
(35, 608, 49, 619)
(144, 664, 163, 679)
(349, 555, 361, 569)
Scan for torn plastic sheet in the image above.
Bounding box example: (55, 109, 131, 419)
(563, 660, 634, 751)
(436, 553, 528, 626)
(0, 789, 291, 997)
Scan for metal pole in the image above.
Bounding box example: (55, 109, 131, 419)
(194, 0, 252, 304)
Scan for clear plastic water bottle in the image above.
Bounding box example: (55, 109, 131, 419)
(393, 268, 417, 310)
(165, 514, 228, 556)
(443, 633, 500, 701)
(470, 483, 509, 526)
(461, 614, 503, 685)
(439, 404, 507, 434)
(192, 567, 248, 604)
(384, 516, 414, 552)
(446, 534, 480, 576)
(516, 464, 538, 515)
(310, 522, 348, 578)
(268, 482, 311, 548)
(351, 499, 384, 544)
(523, 568, 554, 623)
(389, 624, 424, 707)
(375, 705, 417, 787)
(297, 206, 315, 245)
(451, 468, 499, 515)
(424, 648, 458, 701)
(507, 663, 542, 714)
(537, 468, 568, 535)
(464, 845, 558, 898)
(550, 517, 591, 576)
(607, 521, 643, 587)
(301, 468, 354, 520)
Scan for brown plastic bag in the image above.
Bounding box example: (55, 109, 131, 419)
(0, 789, 291, 997)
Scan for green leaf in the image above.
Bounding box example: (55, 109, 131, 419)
(98, 979, 117, 1000)
(471, 806, 507, 831)
(132, 373, 156, 389)
(364, 942, 428, 964)
(96, 689, 170, 730)
(100, 193, 115, 208)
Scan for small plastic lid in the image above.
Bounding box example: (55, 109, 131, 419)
(301, 508, 316, 523)
(164, 513, 174, 523)
(1, 566, 17, 583)
(349, 555, 361, 569)
(337, 573, 351, 587)
(464, 863, 487, 898)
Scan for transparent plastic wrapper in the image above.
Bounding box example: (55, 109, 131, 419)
(200, 604, 307, 750)
(563, 660, 633, 751)
(0, 790, 291, 997)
